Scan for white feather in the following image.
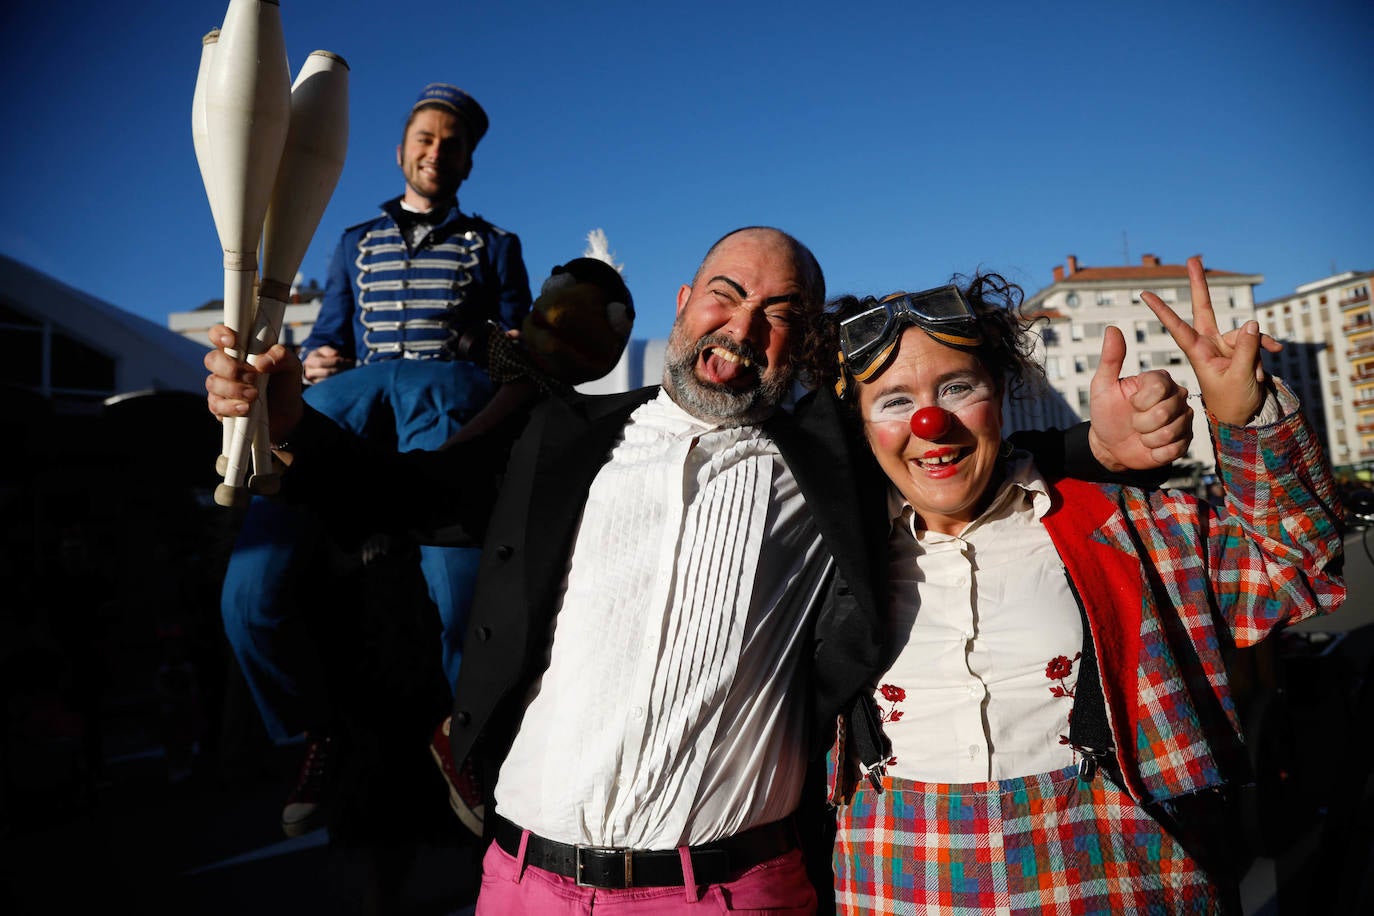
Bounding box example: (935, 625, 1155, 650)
(583, 228, 624, 274)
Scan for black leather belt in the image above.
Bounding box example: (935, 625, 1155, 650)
(491, 813, 797, 889)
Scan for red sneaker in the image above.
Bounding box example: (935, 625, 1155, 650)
(430, 716, 484, 835)
(281, 734, 331, 837)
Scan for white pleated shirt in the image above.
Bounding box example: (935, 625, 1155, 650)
(876, 454, 1084, 784)
(494, 390, 829, 847)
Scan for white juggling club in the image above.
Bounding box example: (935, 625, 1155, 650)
(245, 49, 350, 494)
(202, 0, 291, 507)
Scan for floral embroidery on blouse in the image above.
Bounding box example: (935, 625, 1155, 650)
(876, 683, 905, 767)
(1046, 652, 1081, 747)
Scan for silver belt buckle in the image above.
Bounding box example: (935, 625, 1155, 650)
(574, 845, 633, 888)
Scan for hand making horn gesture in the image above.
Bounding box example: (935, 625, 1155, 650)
(1141, 255, 1281, 428)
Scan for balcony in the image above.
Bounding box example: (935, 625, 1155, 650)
(1344, 319, 1374, 335)
(1354, 396, 1374, 411)
(1340, 290, 1371, 309)
(1353, 370, 1374, 384)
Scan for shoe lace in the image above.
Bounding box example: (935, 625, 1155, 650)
(290, 736, 332, 798)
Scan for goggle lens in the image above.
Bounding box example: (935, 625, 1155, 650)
(837, 285, 983, 390)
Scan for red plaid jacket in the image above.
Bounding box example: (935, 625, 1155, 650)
(1041, 382, 1343, 804)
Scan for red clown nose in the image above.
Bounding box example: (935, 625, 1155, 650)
(910, 406, 953, 439)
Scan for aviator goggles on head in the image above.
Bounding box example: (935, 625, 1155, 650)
(835, 285, 983, 398)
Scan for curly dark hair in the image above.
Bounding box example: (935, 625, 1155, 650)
(799, 272, 1047, 402)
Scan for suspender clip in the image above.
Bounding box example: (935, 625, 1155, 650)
(1072, 744, 1112, 782)
(860, 760, 887, 794)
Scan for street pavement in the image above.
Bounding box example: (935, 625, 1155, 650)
(1, 696, 483, 915)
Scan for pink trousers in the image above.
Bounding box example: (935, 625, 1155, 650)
(474, 832, 817, 914)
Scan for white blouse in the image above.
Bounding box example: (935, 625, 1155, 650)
(875, 454, 1084, 784)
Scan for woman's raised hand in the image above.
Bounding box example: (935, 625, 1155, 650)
(1141, 255, 1277, 427)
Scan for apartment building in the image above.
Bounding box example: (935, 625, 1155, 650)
(1254, 270, 1374, 470)
(168, 278, 326, 351)
(1021, 253, 1263, 473)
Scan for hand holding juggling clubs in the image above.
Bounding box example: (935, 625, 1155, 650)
(191, 0, 348, 507)
(199, 0, 290, 506)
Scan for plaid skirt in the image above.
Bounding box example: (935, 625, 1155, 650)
(834, 764, 1224, 915)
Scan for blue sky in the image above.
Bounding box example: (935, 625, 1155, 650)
(2, 0, 1371, 342)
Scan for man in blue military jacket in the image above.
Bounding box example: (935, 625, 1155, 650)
(220, 82, 531, 837)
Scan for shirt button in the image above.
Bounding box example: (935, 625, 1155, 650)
(968, 744, 979, 758)
(630, 706, 644, 719)
(967, 685, 980, 697)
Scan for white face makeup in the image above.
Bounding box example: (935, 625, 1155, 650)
(863, 369, 998, 425)
(857, 328, 1005, 536)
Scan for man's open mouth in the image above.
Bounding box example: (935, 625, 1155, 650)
(699, 345, 759, 388)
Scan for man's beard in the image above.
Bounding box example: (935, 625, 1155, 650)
(661, 328, 792, 426)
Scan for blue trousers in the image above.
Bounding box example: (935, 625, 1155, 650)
(221, 360, 494, 741)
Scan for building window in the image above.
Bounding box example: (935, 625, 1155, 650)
(0, 301, 116, 394)
(1071, 323, 1084, 341)
(0, 325, 43, 386)
(1066, 292, 1080, 308)
(1077, 389, 1091, 415)
(1096, 291, 1114, 306)
(51, 332, 116, 391)
(1041, 326, 1059, 346)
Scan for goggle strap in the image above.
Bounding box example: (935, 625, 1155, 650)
(924, 328, 983, 349)
(849, 337, 900, 384)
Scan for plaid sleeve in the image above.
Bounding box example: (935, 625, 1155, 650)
(1207, 378, 1345, 644)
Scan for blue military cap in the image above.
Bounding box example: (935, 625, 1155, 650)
(412, 82, 489, 146)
